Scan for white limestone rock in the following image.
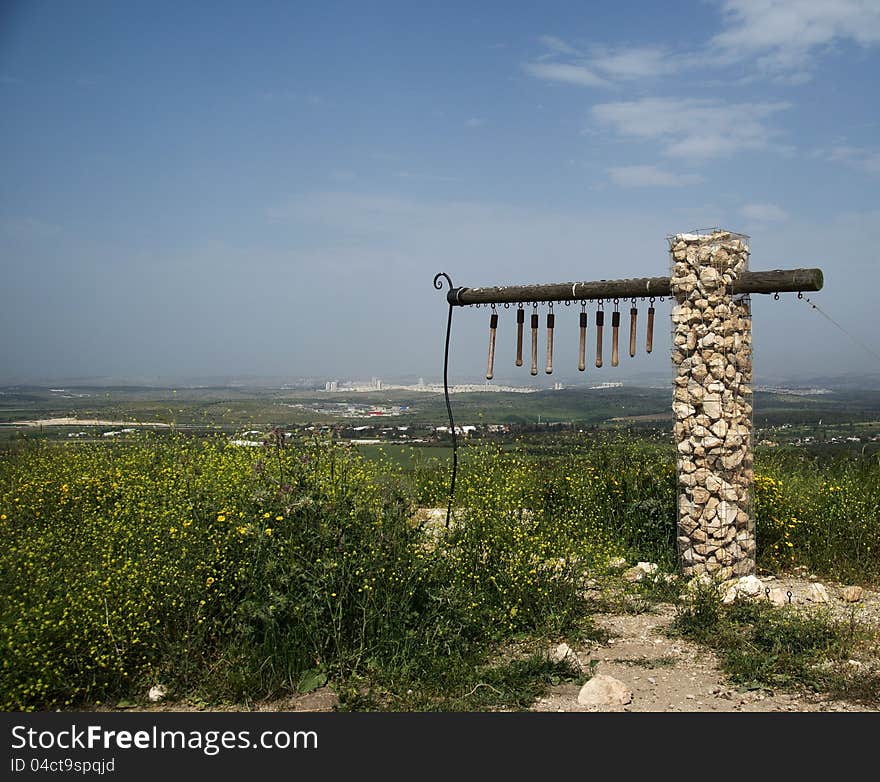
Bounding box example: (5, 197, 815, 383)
(577, 675, 633, 707)
(806, 583, 830, 603)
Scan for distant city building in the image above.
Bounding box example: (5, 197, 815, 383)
(325, 380, 338, 392)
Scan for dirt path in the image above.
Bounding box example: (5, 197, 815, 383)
(532, 576, 880, 713)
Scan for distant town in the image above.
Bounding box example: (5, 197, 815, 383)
(318, 376, 624, 394)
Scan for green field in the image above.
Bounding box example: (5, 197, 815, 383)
(2, 384, 879, 711)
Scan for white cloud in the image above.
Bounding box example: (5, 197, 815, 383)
(712, 0, 880, 78)
(827, 145, 880, 174)
(522, 61, 609, 87)
(464, 117, 487, 127)
(740, 202, 790, 222)
(527, 4, 880, 90)
(590, 46, 680, 80)
(592, 97, 791, 160)
(525, 37, 678, 86)
(538, 35, 581, 56)
(607, 165, 703, 188)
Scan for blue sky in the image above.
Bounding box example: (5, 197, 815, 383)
(2, 0, 879, 385)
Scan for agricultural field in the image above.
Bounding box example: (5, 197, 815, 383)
(1, 384, 879, 712)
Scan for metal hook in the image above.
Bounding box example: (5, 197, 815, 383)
(433, 272, 453, 291)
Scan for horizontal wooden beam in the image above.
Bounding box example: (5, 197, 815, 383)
(447, 268, 823, 306)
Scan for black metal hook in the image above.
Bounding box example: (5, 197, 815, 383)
(433, 272, 453, 291)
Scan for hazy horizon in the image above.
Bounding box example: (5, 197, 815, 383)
(3, 2, 880, 385)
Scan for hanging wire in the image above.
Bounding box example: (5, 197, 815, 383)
(432, 272, 458, 528)
(798, 292, 880, 364)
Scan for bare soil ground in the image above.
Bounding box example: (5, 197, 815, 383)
(532, 574, 880, 713)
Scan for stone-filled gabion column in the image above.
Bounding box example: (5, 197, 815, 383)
(669, 230, 754, 579)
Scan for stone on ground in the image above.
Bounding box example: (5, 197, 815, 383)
(577, 675, 632, 707)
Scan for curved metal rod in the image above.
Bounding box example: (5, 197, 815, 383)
(433, 272, 453, 291)
(433, 272, 458, 529)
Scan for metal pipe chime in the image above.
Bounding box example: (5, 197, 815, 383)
(578, 305, 587, 372)
(477, 293, 674, 378)
(486, 307, 498, 380)
(629, 302, 638, 358)
(530, 307, 539, 376)
(611, 301, 620, 367)
(515, 307, 524, 367)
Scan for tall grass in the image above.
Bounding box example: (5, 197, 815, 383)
(2, 433, 878, 711)
(754, 448, 880, 582)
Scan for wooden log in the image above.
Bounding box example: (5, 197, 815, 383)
(447, 268, 823, 306)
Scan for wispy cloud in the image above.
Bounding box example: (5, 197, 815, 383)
(740, 202, 790, 222)
(522, 61, 609, 87)
(464, 117, 487, 127)
(592, 97, 791, 160)
(524, 37, 674, 87)
(827, 145, 880, 175)
(589, 45, 681, 80)
(712, 0, 880, 81)
(527, 3, 880, 90)
(393, 170, 459, 183)
(538, 35, 581, 57)
(607, 165, 703, 188)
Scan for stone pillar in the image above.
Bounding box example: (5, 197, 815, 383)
(669, 230, 754, 580)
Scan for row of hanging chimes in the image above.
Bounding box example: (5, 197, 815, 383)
(487, 297, 655, 379)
